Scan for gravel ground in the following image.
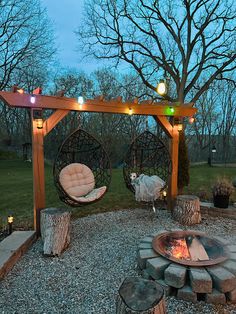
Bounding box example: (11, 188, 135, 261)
(0, 208, 236, 314)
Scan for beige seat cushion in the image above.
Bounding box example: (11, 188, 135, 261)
(71, 186, 107, 203)
(59, 163, 95, 197)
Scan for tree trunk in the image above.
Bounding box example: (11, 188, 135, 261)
(40, 208, 71, 256)
(172, 195, 201, 225)
(116, 277, 166, 314)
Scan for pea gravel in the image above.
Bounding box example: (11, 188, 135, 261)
(0, 208, 236, 314)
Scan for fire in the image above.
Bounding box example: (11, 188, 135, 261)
(170, 238, 190, 260)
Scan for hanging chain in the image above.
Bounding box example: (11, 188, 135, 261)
(145, 116, 149, 130)
(77, 111, 81, 129)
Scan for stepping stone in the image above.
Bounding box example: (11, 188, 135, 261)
(146, 257, 171, 280)
(189, 267, 212, 293)
(207, 266, 236, 293)
(164, 264, 187, 288)
(205, 289, 226, 304)
(222, 260, 236, 275)
(140, 236, 153, 244)
(137, 249, 159, 269)
(177, 285, 197, 303)
(138, 242, 153, 250)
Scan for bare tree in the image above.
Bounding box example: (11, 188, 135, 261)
(77, 0, 236, 103)
(0, 0, 55, 90)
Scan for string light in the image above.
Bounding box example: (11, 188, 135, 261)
(30, 95, 36, 104)
(189, 117, 195, 124)
(157, 80, 167, 96)
(128, 108, 133, 115)
(78, 96, 84, 110)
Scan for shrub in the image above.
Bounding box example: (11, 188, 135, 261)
(212, 177, 234, 196)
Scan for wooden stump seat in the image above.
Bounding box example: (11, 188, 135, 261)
(40, 208, 71, 256)
(172, 195, 201, 225)
(116, 277, 166, 314)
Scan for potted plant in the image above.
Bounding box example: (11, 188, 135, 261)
(212, 177, 234, 208)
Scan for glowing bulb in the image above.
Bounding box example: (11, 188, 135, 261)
(36, 118, 43, 129)
(128, 108, 133, 115)
(17, 89, 24, 94)
(30, 95, 36, 104)
(8, 215, 14, 224)
(177, 124, 183, 131)
(163, 190, 167, 197)
(189, 117, 195, 124)
(78, 96, 84, 105)
(157, 80, 167, 96)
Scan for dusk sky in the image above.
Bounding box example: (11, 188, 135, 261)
(41, 0, 101, 72)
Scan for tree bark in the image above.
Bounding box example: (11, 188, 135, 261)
(172, 195, 201, 225)
(40, 208, 71, 256)
(116, 277, 166, 314)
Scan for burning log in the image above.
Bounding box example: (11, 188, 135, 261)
(187, 237, 209, 261)
(172, 195, 201, 225)
(116, 277, 166, 314)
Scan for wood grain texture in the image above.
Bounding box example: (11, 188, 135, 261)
(40, 208, 71, 256)
(172, 195, 201, 225)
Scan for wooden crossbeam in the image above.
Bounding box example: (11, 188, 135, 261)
(0, 91, 196, 117)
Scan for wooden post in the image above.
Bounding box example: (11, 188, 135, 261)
(31, 109, 45, 234)
(169, 125, 179, 210)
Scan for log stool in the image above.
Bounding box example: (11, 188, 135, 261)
(172, 195, 201, 225)
(116, 277, 166, 314)
(40, 208, 71, 256)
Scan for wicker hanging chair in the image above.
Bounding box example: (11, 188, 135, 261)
(123, 130, 172, 194)
(53, 128, 111, 207)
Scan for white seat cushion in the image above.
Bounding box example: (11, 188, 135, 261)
(71, 186, 107, 203)
(59, 163, 95, 197)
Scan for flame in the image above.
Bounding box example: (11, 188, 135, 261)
(170, 238, 190, 260)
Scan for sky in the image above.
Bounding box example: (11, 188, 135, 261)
(41, 0, 100, 72)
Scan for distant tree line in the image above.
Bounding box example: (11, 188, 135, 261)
(0, 0, 235, 172)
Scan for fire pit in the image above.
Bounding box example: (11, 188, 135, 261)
(152, 230, 228, 267)
(137, 230, 236, 304)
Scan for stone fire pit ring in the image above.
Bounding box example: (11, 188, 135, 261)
(137, 229, 236, 304)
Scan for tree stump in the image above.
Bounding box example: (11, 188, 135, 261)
(116, 277, 166, 314)
(40, 208, 71, 256)
(172, 195, 201, 225)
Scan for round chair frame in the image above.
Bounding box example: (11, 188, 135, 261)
(53, 128, 112, 207)
(123, 130, 172, 194)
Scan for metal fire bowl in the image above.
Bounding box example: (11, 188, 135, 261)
(152, 230, 229, 267)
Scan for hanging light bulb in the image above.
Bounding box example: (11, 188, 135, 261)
(189, 117, 195, 124)
(17, 88, 24, 94)
(157, 79, 167, 96)
(78, 96, 84, 110)
(128, 108, 133, 115)
(30, 95, 36, 104)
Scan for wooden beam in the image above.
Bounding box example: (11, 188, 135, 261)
(31, 109, 45, 234)
(168, 126, 179, 210)
(0, 91, 197, 117)
(43, 109, 70, 136)
(154, 116, 173, 138)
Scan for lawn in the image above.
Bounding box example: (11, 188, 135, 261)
(0, 160, 235, 229)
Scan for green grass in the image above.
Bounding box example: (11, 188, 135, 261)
(0, 160, 235, 229)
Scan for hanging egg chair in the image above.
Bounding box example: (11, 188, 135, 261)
(53, 128, 111, 207)
(123, 130, 172, 194)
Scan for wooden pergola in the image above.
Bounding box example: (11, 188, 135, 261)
(0, 90, 197, 234)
